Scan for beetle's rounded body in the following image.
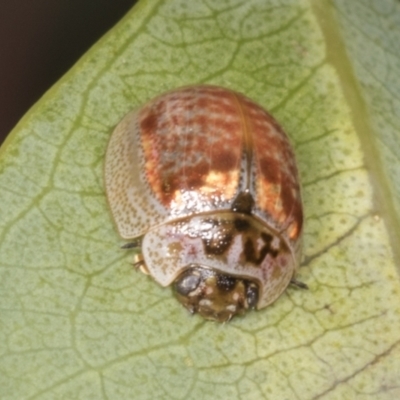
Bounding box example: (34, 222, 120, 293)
(105, 85, 303, 322)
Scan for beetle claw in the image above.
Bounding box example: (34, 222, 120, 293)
(132, 259, 144, 268)
(132, 260, 150, 276)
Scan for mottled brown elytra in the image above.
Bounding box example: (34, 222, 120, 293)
(105, 85, 305, 322)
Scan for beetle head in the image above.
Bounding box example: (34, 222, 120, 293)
(173, 266, 258, 322)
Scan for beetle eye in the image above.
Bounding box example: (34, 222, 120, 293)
(174, 270, 201, 296)
(246, 283, 259, 309)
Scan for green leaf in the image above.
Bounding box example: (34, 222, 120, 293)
(1, 0, 400, 398)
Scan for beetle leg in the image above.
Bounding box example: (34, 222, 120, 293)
(224, 313, 233, 323)
(132, 254, 150, 275)
(290, 278, 308, 290)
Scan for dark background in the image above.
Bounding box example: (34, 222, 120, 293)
(0, 0, 137, 145)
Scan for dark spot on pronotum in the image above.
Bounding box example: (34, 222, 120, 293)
(243, 238, 253, 263)
(261, 232, 279, 258)
(244, 232, 278, 264)
(203, 230, 233, 256)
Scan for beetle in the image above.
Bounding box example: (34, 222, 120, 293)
(104, 85, 305, 322)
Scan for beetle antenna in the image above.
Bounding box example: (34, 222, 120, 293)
(121, 240, 141, 249)
(290, 278, 308, 290)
